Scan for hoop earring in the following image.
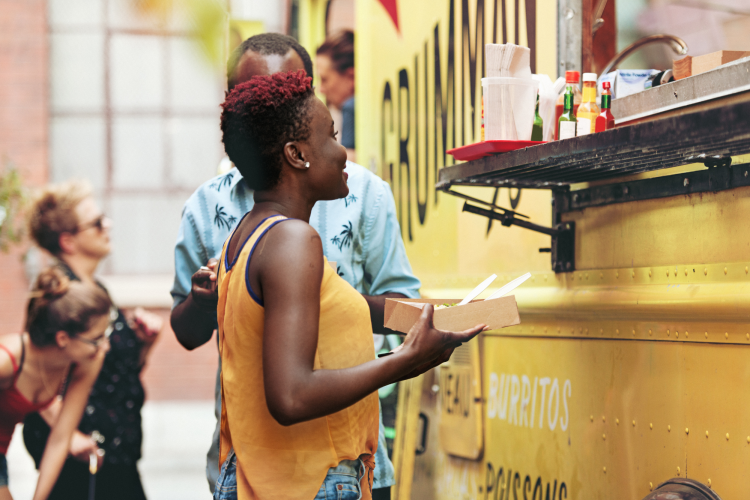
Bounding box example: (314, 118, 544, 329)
(305, 162, 310, 169)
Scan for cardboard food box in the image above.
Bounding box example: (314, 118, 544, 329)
(384, 296, 520, 335)
(673, 50, 750, 80)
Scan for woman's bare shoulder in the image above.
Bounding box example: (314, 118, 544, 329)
(0, 334, 21, 385)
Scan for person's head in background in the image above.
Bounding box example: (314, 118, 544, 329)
(28, 181, 112, 279)
(227, 33, 313, 92)
(25, 266, 112, 359)
(316, 30, 354, 109)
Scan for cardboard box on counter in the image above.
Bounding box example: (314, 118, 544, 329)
(384, 297, 520, 335)
(674, 50, 750, 80)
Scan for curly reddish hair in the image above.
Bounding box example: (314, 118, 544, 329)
(221, 70, 315, 191)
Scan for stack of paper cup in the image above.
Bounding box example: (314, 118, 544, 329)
(482, 77, 539, 140)
(483, 44, 537, 141)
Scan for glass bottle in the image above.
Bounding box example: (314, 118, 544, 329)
(531, 93, 543, 141)
(595, 81, 615, 132)
(554, 71, 582, 140)
(558, 85, 577, 140)
(576, 73, 599, 136)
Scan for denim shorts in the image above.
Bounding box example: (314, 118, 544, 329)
(213, 449, 237, 500)
(0, 454, 8, 488)
(213, 450, 366, 500)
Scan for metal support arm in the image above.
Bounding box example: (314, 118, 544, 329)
(461, 202, 576, 272)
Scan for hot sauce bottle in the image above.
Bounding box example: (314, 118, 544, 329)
(531, 93, 544, 141)
(554, 71, 581, 140)
(557, 85, 577, 140)
(595, 81, 615, 132)
(576, 73, 599, 136)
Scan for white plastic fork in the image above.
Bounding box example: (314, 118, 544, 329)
(458, 274, 498, 306)
(485, 272, 532, 301)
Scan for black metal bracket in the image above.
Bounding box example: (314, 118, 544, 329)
(558, 162, 750, 213)
(461, 202, 576, 272)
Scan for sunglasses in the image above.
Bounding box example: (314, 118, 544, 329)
(75, 322, 114, 349)
(75, 308, 117, 348)
(76, 214, 107, 233)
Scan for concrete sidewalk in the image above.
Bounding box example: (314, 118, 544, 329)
(7, 400, 216, 500)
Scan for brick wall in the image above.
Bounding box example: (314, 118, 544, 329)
(0, 0, 49, 333)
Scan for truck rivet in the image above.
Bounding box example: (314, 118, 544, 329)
(531, 326, 535, 332)
(599, 273, 603, 279)
(666, 270, 670, 277)
(676, 331, 679, 338)
(632, 330, 636, 336)
(633, 420, 636, 427)
(746, 266, 748, 274)
(668, 425, 671, 432)
(674, 270, 677, 277)
(725, 332, 729, 339)
(677, 466, 681, 475)
(557, 328, 561, 333)
(603, 467, 607, 473)
(600, 329, 603, 334)
(579, 328, 583, 333)
(616, 329, 620, 335)
(590, 415, 594, 422)
(705, 332, 708, 339)
(649, 482, 653, 491)
(726, 433, 730, 440)
(616, 271, 619, 278)
(684, 269, 688, 276)
(649, 329, 652, 335)
(686, 428, 689, 435)
(585, 273, 589, 279)
(649, 270, 652, 277)
(706, 431, 709, 438)
(544, 327, 547, 333)
(724, 267, 728, 275)
(602, 433, 606, 440)
(650, 423, 653, 430)
(746, 333, 749, 340)
(704, 268, 708, 275)
(602, 416, 606, 422)
(708, 479, 712, 488)
(616, 419, 620, 425)
(685, 331, 689, 338)
(667, 329, 670, 336)
(632, 271, 635, 278)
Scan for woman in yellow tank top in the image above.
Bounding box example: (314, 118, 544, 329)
(213, 70, 487, 500)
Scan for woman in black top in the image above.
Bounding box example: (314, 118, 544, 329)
(23, 182, 162, 500)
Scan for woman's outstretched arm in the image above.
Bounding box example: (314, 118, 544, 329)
(32, 351, 104, 500)
(257, 220, 485, 426)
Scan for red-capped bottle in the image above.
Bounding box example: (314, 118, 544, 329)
(554, 71, 582, 140)
(595, 81, 616, 132)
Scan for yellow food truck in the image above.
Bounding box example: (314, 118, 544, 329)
(298, 1, 750, 498)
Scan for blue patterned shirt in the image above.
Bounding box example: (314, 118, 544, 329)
(171, 161, 420, 490)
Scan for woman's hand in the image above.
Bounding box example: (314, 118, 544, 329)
(395, 304, 486, 380)
(69, 431, 101, 466)
(131, 308, 163, 344)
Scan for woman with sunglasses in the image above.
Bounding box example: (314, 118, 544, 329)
(0, 267, 112, 500)
(20, 181, 163, 500)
